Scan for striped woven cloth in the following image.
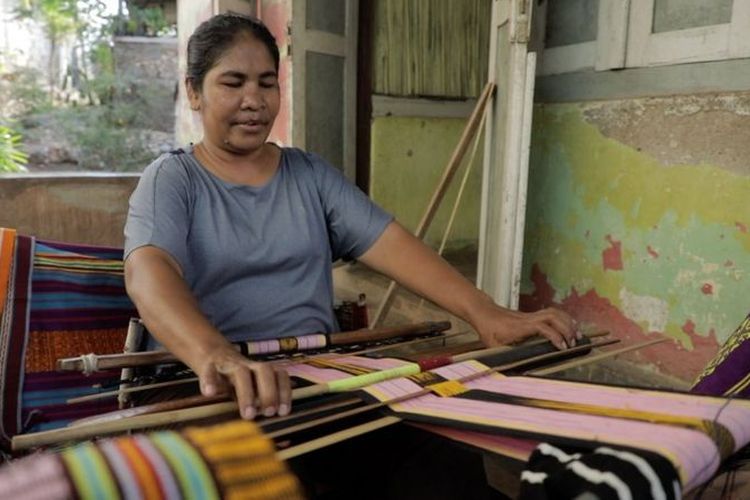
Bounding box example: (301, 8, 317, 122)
(692, 311, 750, 398)
(0, 419, 303, 500)
(0, 229, 137, 451)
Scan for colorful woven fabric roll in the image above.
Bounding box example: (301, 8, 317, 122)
(0, 230, 138, 451)
(0, 420, 303, 500)
(691, 312, 750, 398)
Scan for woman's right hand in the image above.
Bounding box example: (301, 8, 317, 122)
(196, 345, 292, 419)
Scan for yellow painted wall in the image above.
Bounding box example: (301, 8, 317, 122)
(522, 94, 750, 382)
(369, 116, 483, 252)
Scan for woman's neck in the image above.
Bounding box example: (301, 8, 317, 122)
(194, 141, 280, 187)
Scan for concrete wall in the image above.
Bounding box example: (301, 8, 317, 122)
(0, 175, 139, 247)
(521, 92, 750, 383)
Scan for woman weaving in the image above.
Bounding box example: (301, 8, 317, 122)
(123, 13, 578, 421)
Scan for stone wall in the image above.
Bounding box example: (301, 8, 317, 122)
(113, 36, 178, 133)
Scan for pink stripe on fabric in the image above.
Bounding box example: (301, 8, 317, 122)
(428, 361, 750, 451)
(99, 439, 142, 499)
(133, 434, 183, 499)
(0, 453, 72, 500)
(361, 362, 724, 491)
(411, 422, 538, 460)
(246, 339, 281, 355)
(297, 334, 327, 350)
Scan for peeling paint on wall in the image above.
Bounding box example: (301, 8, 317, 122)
(521, 96, 750, 382)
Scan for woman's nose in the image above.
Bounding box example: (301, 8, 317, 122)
(241, 85, 264, 110)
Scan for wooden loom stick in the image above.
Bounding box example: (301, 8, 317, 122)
(56, 321, 452, 373)
(12, 338, 615, 451)
(526, 337, 670, 376)
(370, 82, 496, 328)
(276, 416, 402, 461)
(66, 330, 474, 405)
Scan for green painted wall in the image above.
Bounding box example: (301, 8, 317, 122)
(370, 116, 483, 251)
(522, 99, 750, 382)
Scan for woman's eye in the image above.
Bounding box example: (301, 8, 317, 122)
(223, 81, 242, 88)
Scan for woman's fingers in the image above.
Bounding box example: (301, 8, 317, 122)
(534, 321, 569, 350)
(276, 368, 292, 416)
(250, 362, 280, 417)
(198, 364, 229, 396)
(224, 364, 257, 419)
(538, 308, 577, 347)
(209, 358, 290, 420)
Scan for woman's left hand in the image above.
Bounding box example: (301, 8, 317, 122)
(469, 300, 579, 350)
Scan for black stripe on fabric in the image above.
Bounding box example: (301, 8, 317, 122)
(519, 442, 680, 500)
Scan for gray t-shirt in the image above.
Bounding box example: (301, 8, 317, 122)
(124, 146, 392, 343)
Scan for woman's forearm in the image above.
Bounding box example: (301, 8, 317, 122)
(124, 246, 233, 372)
(358, 222, 494, 326)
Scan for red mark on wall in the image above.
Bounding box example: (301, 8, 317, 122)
(602, 235, 623, 271)
(736, 222, 748, 233)
(520, 266, 720, 382)
(701, 283, 713, 295)
(646, 245, 659, 258)
(682, 319, 697, 336)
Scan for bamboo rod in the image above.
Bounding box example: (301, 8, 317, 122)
(56, 321, 452, 373)
(370, 82, 496, 328)
(526, 337, 669, 376)
(276, 416, 402, 460)
(66, 330, 474, 405)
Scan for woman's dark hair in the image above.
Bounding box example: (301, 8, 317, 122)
(186, 13, 279, 92)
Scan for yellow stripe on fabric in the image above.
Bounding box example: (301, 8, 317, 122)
(725, 372, 750, 396)
(151, 432, 220, 500)
(225, 474, 304, 500)
(328, 363, 421, 391)
(0, 227, 17, 317)
(196, 436, 275, 461)
(62, 442, 121, 500)
(429, 380, 469, 397)
(213, 457, 287, 483)
(184, 420, 261, 445)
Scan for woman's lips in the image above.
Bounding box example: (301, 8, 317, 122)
(235, 121, 265, 133)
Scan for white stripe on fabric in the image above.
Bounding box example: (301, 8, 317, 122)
(567, 461, 633, 500)
(538, 442, 582, 463)
(595, 446, 667, 500)
(521, 470, 548, 484)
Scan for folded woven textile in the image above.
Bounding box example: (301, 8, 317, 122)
(0, 419, 303, 500)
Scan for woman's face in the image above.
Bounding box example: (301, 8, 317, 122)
(188, 33, 280, 155)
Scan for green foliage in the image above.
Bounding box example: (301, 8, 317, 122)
(41, 105, 153, 172)
(4, 68, 53, 115)
(0, 124, 28, 173)
(14, 0, 79, 42)
(111, 5, 174, 37)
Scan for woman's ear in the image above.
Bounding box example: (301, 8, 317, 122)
(186, 77, 201, 111)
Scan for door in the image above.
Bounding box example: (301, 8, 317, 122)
(290, 0, 358, 180)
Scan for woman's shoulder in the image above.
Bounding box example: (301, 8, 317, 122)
(141, 147, 200, 183)
(280, 146, 341, 178)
